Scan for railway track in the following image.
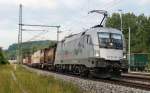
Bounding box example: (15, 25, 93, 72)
(25, 65, 150, 91)
(87, 76, 150, 91)
(126, 72, 150, 76)
(58, 71, 150, 91)
(122, 73, 150, 82)
(59, 72, 150, 91)
(110, 78, 150, 91)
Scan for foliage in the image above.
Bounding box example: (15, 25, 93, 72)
(0, 48, 8, 64)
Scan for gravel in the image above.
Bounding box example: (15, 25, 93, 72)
(22, 65, 150, 93)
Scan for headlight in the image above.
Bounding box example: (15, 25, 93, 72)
(109, 42, 113, 46)
(95, 51, 100, 57)
(123, 55, 126, 59)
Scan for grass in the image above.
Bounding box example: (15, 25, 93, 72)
(0, 64, 82, 93)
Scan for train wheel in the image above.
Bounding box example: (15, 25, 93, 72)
(88, 71, 94, 79)
(79, 66, 89, 77)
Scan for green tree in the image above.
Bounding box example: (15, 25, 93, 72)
(0, 48, 8, 64)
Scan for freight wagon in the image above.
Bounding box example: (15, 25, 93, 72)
(39, 46, 56, 70)
(23, 56, 31, 65)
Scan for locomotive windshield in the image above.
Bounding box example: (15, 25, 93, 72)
(98, 32, 123, 49)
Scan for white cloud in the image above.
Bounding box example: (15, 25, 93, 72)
(58, 0, 86, 10)
(0, 0, 57, 9)
(0, 30, 18, 49)
(19, 0, 57, 9)
(138, 0, 150, 5)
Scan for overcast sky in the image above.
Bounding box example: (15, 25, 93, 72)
(0, 0, 150, 49)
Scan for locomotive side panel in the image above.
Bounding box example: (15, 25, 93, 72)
(54, 33, 94, 67)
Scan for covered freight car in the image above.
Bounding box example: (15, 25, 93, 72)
(23, 56, 31, 64)
(40, 47, 56, 70)
(31, 50, 41, 67)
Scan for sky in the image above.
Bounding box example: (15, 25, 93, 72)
(0, 0, 150, 49)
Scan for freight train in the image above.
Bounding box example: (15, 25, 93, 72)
(24, 10, 128, 78)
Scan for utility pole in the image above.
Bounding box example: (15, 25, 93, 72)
(128, 27, 131, 72)
(57, 26, 60, 42)
(118, 9, 123, 31)
(18, 4, 23, 64)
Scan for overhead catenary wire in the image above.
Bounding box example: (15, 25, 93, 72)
(26, 30, 49, 42)
(22, 29, 47, 32)
(22, 28, 51, 41)
(63, 0, 121, 31)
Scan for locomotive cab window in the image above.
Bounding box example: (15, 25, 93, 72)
(98, 32, 110, 48)
(98, 32, 123, 49)
(111, 33, 123, 49)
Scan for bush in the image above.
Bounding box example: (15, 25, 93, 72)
(0, 48, 8, 64)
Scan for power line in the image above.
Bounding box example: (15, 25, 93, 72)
(21, 24, 60, 28)
(101, 0, 121, 11)
(26, 30, 49, 42)
(22, 29, 47, 32)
